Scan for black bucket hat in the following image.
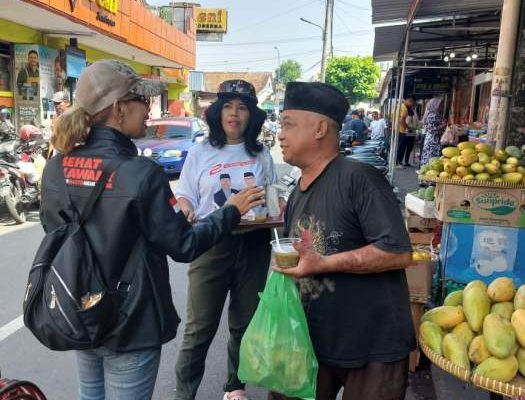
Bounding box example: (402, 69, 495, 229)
(217, 80, 258, 105)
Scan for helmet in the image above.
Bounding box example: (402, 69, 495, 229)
(0, 108, 9, 118)
(19, 125, 40, 142)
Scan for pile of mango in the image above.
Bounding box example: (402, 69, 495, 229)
(418, 143, 525, 185)
(420, 277, 525, 382)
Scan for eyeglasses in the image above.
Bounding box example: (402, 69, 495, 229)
(122, 95, 150, 108)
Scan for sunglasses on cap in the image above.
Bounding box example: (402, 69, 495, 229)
(218, 80, 256, 98)
(121, 94, 150, 108)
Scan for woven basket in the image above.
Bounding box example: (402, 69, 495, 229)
(420, 337, 525, 397)
(417, 175, 525, 189)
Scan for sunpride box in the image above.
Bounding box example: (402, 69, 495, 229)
(434, 183, 525, 228)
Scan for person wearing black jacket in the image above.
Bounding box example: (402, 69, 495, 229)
(41, 60, 265, 400)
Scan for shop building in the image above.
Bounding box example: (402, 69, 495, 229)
(0, 0, 197, 134)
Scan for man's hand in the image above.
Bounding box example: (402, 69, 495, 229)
(273, 241, 327, 278)
(227, 186, 266, 216)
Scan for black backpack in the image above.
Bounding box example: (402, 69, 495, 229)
(23, 157, 139, 351)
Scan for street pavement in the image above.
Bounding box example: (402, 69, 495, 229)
(0, 147, 491, 400)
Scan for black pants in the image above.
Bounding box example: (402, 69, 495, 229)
(268, 358, 409, 400)
(174, 229, 271, 399)
(397, 134, 415, 165)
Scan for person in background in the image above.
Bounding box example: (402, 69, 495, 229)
(40, 60, 264, 400)
(0, 108, 14, 136)
(48, 91, 71, 158)
(174, 79, 277, 400)
(272, 81, 414, 400)
(347, 109, 368, 142)
(369, 110, 387, 141)
(420, 97, 446, 166)
(396, 95, 417, 167)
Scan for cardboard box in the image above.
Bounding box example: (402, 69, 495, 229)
(405, 209, 438, 232)
(410, 302, 426, 372)
(405, 261, 434, 303)
(435, 183, 525, 228)
(409, 231, 434, 245)
(405, 193, 436, 219)
(440, 222, 525, 285)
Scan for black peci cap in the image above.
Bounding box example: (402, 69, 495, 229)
(219, 174, 231, 180)
(283, 82, 349, 127)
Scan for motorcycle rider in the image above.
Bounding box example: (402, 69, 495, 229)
(0, 108, 15, 137)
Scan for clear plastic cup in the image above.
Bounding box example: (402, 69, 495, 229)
(271, 238, 300, 268)
(253, 206, 268, 223)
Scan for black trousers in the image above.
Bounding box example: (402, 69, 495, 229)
(397, 134, 416, 165)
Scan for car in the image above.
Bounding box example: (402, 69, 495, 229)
(134, 117, 208, 175)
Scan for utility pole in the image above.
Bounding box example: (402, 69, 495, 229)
(320, 0, 334, 82)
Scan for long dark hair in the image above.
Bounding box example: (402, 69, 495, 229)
(205, 97, 265, 156)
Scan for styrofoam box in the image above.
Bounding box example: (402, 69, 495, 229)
(405, 193, 436, 219)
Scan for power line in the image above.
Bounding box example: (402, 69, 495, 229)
(336, 0, 370, 11)
(199, 50, 321, 68)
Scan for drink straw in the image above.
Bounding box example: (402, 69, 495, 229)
(273, 228, 283, 252)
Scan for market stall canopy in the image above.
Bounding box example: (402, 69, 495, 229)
(373, 14, 501, 63)
(372, 0, 503, 25)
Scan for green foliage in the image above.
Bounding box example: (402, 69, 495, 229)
(276, 59, 302, 84)
(325, 56, 381, 105)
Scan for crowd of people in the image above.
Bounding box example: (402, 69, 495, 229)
(28, 59, 446, 400)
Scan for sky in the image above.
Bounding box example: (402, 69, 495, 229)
(148, 0, 375, 79)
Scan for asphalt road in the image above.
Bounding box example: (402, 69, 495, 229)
(0, 146, 492, 400)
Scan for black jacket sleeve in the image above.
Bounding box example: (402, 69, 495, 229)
(137, 166, 241, 263)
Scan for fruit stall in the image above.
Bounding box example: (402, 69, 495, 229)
(412, 143, 525, 398)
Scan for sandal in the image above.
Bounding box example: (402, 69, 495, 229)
(223, 390, 249, 400)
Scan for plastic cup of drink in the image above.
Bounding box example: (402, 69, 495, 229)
(271, 238, 300, 268)
(253, 206, 268, 223)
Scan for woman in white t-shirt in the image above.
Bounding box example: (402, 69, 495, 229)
(174, 80, 277, 400)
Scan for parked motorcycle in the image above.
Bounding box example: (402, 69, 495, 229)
(342, 137, 389, 176)
(0, 162, 27, 224)
(262, 126, 276, 148)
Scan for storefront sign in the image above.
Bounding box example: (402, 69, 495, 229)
(90, 0, 119, 14)
(159, 68, 188, 84)
(96, 12, 116, 26)
(195, 8, 227, 33)
(66, 47, 86, 78)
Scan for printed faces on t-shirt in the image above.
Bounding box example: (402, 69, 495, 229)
(208, 159, 258, 208)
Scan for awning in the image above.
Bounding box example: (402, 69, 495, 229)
(372, 0, 503, 25)
(4, 0, 187, 69)
(373, 15, 501, 62)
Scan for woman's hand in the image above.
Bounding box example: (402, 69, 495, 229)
(226, 186, 265, 216)
(177, 197, 196, 224)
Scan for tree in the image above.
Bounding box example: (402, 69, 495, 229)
(325, 56, 380, 105)
(276, 59, 302, 84)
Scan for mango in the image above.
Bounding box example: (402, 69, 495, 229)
(458, 154, 477, 167)
(461, 148, 477, 156)
(463, 174, 475, 181)
(452, 322, 475, 347)
(474, 356, 518, 382)
(444, 160, 458, 174)
(456, 166, 470, 177)
(477, 152, 491, 164)
(469, 335, 490, 364)
(420, 321, 444, 355)
(471, 162, 485, 174)
(475, 173, 491, 181)
(506, 145, 522, 159)
(439, 171, 450, 179)
(491, 302, 514, 321)
(465, 280, 487, 292)
(495, 149, 509, 161)
(507, 157, 520, 166)
(517, 348, 525, 377)
(515, 285, 525, 310)
(502, 164, 518, 174)
(463, 285, 490, 332)
(442, 147, 460, 158)
(443, 333, 470, 370)
(503, 172, 523, 184)
(451, 174, 462, 180)
(483, 313, 516, 358)
(421, 306, 465, 330)
(458, 142, 476, 151)
(491, 158, 502, 168)
(476, 143, 494, 155)
(484, 163, 500, 175)
(430, 158, 444, 172)
(511, 309, 525, 347)
(487, 277, 516, 302)
(444, 290, 463, 307)
(425, 169, 439, 178)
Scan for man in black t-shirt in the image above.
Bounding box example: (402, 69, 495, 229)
(270, 82, 415, 400)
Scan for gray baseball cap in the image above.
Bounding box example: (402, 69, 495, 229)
(75, 60, 166, 116)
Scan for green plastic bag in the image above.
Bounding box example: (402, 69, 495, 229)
(238, 271, 318, 399)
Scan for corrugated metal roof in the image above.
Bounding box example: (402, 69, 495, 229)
(373, 14, 501, 61)
(372, 0, 503, 24)
(189, 71, 205, 91)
